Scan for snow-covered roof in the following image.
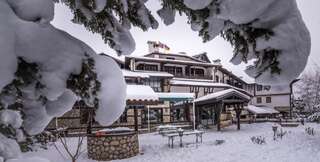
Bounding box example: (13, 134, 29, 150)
(122, 70, 149, 78)
(246, 105, 279, 114)
(126, 85, 158, 101)
(157, 92, 194, 99)
(134, 70, 174, 77)
(194, 89, 251, 103)
(170, 78, 251, 95)
(126, 56, 219, 66)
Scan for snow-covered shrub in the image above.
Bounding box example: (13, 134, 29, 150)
(214, 140, 225, 145)
(307, 112, 320, 122)
(305, 127, 315, 136)
(251, 136, 266, 145)
(0, 0, 126, 160)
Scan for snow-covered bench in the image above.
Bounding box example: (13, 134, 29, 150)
(157, 124, 191, 135)
(163, 130, 204, 148)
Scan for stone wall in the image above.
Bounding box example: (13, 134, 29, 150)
(87, 131, 139, 161)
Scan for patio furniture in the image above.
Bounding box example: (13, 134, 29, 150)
(157, 124, 191, 135)
(163, 130, 204, 148)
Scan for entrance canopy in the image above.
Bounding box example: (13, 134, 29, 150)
(126, 85, 159, 105)
(194, 89, 251, 106)
(156, 92, 194, 102)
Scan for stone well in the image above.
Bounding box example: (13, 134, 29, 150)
(87, 130, 139, 161)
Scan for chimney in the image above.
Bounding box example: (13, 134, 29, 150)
(147, 41, 170, 53)
(147, 41, 159, 53)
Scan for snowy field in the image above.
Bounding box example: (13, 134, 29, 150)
(24, 123, 320, 162)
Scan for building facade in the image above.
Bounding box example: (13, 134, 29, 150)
(47, 42, 292, 133)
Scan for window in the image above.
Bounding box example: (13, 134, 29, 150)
(191, 68, 204, 77)
(164, 66, 175, 74)
(163, 66, 183, 76)
(257, 85, 263, 91)
(145, 78, 162, 92)
(257, 97, 262, 104)
(263, 86, 271, 91)
(176, 67, 183, 76)
(166, 57, 175, 60)
(215, 75, 219, 82)
(136, 64, 158, 71)
(136, 64, 144, 70)
(266, 97, 272, 103)
(145, 64, 158, 71)
(142, 108, 163, 124)
(170, 108, 188, 122)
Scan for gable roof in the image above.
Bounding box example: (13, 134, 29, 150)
(144, 52, 208, 63)
(194, 89, 251, 104)
(192, 52, 211, 63)
(126, 85, 158, 102)
(126, 55, 218, 67)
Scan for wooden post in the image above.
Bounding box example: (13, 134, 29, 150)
(217, 102, 222, 131)
(195, 105, 200, 129)
(134, 106, 139, 132)
(235, 104, 242, 130)
(86, 109, 93, 135)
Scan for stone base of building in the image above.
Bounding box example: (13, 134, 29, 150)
(87, 131, 139, 161)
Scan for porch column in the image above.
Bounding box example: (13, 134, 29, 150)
(235, 104, 242, 130)
(195, 105, 200, 129)
(134, 106, 139, 132)
(217, 102, 223, 131)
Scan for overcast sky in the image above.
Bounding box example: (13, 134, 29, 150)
(52, 0, 320, 83)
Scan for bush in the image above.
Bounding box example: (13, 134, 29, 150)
(251, 136, 266, 145)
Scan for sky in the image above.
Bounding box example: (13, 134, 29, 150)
(52, 0, 320, 83)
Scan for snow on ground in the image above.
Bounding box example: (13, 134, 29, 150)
(23, 123, 320, 162)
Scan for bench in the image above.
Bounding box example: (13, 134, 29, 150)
(157, 124, 191, 135)
(163, 130, 204, 148)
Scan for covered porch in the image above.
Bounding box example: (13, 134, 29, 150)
(194, 89, 251, 131)
(126, 85, 160, 132)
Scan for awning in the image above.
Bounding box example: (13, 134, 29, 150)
(157, 92, 194, 102)
(194, 89, 251, 104)
(246, 105, 279, 114)
(126, 85, 159, 105)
